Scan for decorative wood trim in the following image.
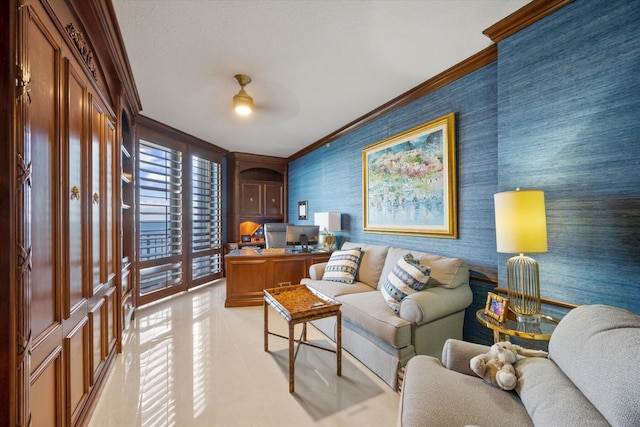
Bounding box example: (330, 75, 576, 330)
(227, 151, 288, 174)
(65, 23, 97, 80)
(469, 274, 497, 285)
(483, 0, 575, 43)
(288, 46, 497, 162)
(0, 2, 17, 423)
(15, 5, 33, 426)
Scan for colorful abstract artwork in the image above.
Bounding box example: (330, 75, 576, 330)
(362, 113, 457, 238)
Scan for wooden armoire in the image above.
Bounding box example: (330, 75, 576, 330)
(0, 0, 140, 425)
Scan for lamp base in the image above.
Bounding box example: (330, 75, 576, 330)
(506, 253, 541, 318)
(515, 313, 540, 324)
(319, 233, 336, 251)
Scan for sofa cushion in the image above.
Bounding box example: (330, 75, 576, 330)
(399, 355, 533, 427)
(321, 247, 363, 284)
(337, 291, 412, 348)
(341, 241, 389, 289)
(381, 253, 431, 313)
(548, 304, 640, 426)
(380, 247, 468, 290)
(515, 357, 609, 426)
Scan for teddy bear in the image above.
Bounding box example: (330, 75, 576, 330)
(470, 341, 548, 391)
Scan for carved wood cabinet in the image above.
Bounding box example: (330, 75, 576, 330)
(240, 180, 284, 218)
(2, 0, 140, 425)
(226, 152, 288, 244)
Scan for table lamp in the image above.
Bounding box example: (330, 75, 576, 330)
(314, 212, 341, 251)
(494, 189, 548, 322)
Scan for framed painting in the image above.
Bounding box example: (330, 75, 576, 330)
(362, 112, 457, 238)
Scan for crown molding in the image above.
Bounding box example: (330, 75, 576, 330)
(288, 45, 497, 162)
(483, 0, 574, 43)
(288, 0, 575, 163)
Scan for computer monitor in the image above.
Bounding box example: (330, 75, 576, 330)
(285, 225, 320, 251)
(264, 223, 291, 248)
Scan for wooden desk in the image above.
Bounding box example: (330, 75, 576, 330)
(224, 249, 331, 307)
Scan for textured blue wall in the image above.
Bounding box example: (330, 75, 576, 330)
(289, 62, 500, 270)
(497, 0, 640, 314)
(288, 0, 640, 317)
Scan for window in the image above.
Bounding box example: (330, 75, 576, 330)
(135, 129, 224, 306)
(138, 140, 183, 296)
(191, 155, 222, 282)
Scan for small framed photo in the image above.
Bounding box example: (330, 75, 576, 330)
(485, 292, 509, 323)
(241, 235, 251, 243)
(298, 200, 308, 220)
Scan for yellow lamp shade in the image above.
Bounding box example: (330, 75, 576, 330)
(494, 189, 548, 254)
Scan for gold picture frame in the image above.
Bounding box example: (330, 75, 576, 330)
(362, 113, 457, 238)
(485, 292, 509, 323)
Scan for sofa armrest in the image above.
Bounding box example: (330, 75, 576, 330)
(441, 338, 490, 376)
(399, 284, 473, 324)
(309, 262, 328, 280)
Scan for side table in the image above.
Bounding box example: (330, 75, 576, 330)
(264, 284, 342, 393)
(476, 309, 559, 343)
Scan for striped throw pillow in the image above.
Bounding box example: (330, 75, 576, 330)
(381, 253, 431, 313)
(322, 248, 363, 284)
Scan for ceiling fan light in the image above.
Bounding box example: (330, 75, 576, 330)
(233, 74, 253, 116)
(233, 89, 253, 116)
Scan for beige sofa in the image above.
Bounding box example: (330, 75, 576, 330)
(398, 304, 640, 426)
(301, 241, 473, 389)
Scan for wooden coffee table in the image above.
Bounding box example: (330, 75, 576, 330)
(263, 284, 342, 393)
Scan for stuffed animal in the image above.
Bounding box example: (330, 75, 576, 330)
(470, 341, 548, 391)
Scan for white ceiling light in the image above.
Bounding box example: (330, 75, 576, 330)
(233, 74, 253, 116)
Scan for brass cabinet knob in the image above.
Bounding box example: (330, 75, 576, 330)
(93, 192, 99, 204)
(271, 198, 276, 203)
(249, 197, 254, 202)
(70, 186, 80, 200)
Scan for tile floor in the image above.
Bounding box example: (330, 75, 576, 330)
(88, 279, 399, 426)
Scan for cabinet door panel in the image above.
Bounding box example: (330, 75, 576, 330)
(264, 182, 283, 217)
(90, 97, 103, 293)
(89, 298, 105, 385)
(65, 59, 86, 316)
(104, 287, 117, 353)
(30, 347, 64, 427)
(271, 257, 307, 287)
(65, 318, 89, 426)
(226, 259, 269, 295)
(28, 1, 60, 342)
(240, 182, 262, 216)
(103, 120, 116, 281)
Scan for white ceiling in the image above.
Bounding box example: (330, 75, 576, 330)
(112, 0, 530, 158)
